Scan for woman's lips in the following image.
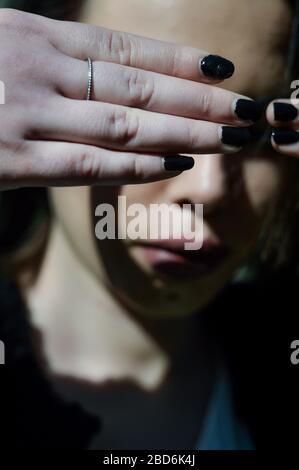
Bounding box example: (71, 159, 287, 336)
(134, 239, 230, 281)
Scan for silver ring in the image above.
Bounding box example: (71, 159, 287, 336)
(85, 57, 93, 101)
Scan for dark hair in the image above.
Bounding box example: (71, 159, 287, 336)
(1, 0, 299, 279)
(258, 0, 299, 271)
(286, 0, 299, 84)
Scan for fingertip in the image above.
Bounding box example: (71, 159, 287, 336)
(163, 155, 194, 172)
(266, 101, 275, 125)
(200, 54, 235, 81)
(271, 128, 299, 146)
(267, 100, 298, 125)
(270, 128, 299, 157)
(233, 98, 265, 123)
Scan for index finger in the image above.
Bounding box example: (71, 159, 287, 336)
(21, 10, 235, 83)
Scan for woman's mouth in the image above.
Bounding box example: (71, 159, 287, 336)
(133, 238, 230, 281)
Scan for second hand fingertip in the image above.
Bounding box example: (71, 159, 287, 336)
(271, 128, 299, 145)
(273, 103, 298, 123)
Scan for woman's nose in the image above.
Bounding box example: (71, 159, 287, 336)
(166, 154, 228, 214)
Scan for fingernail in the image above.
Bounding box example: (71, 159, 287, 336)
(221, 127, 252, 147)
(274, 103, 298, 122)
(272, 129, 299, 145)
(234, 99, 264, 122)
(164, 155, 194, 171)
(201, 55, 235, 80)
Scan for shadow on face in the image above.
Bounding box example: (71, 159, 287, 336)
(51, 0, 293, 317)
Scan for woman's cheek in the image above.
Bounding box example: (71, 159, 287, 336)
(243, 158, 285, 216)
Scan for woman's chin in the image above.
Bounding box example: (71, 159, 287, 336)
(113, 246, 227, 318)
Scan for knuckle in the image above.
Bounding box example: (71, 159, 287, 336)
(0, 139, 28, 184)
(119, 155, 147, 183)
(118, 155, 137, 182)
(0, 8, 22, 26)
(74, 150, 103, 180)
(0, 14, 52, 89)
(198, 88, 214, 116)
(0, 8, 36, 35)
(171, 46, 194, 76)
(124, 69, 155, 108)
(187, 122, 201, 150)
(107, 108, 139, 145)
(102, 30, 134, 66)
(132, 156, 151, 182)
(170, 47, 181, 76)
(0, 120, 24, 151)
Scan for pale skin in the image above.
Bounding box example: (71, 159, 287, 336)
(2, 0, 297, 449)
(0, 7, 257, 190)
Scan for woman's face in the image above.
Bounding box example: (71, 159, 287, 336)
(51, 0, 293, 317)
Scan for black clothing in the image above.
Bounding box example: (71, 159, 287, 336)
(0, 279, 100, 448)
(0, 274, 298, 450)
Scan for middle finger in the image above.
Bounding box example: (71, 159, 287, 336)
(57, 56, 263, 125)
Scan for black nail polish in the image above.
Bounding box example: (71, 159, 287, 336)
(235, 99, 264, 122)
(274, 103, 298, 122)
(201, 55, 235, 80)
(164, 155, 194, 171)
(221, 127, 252, 147)
(272, 129, 299, 145)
